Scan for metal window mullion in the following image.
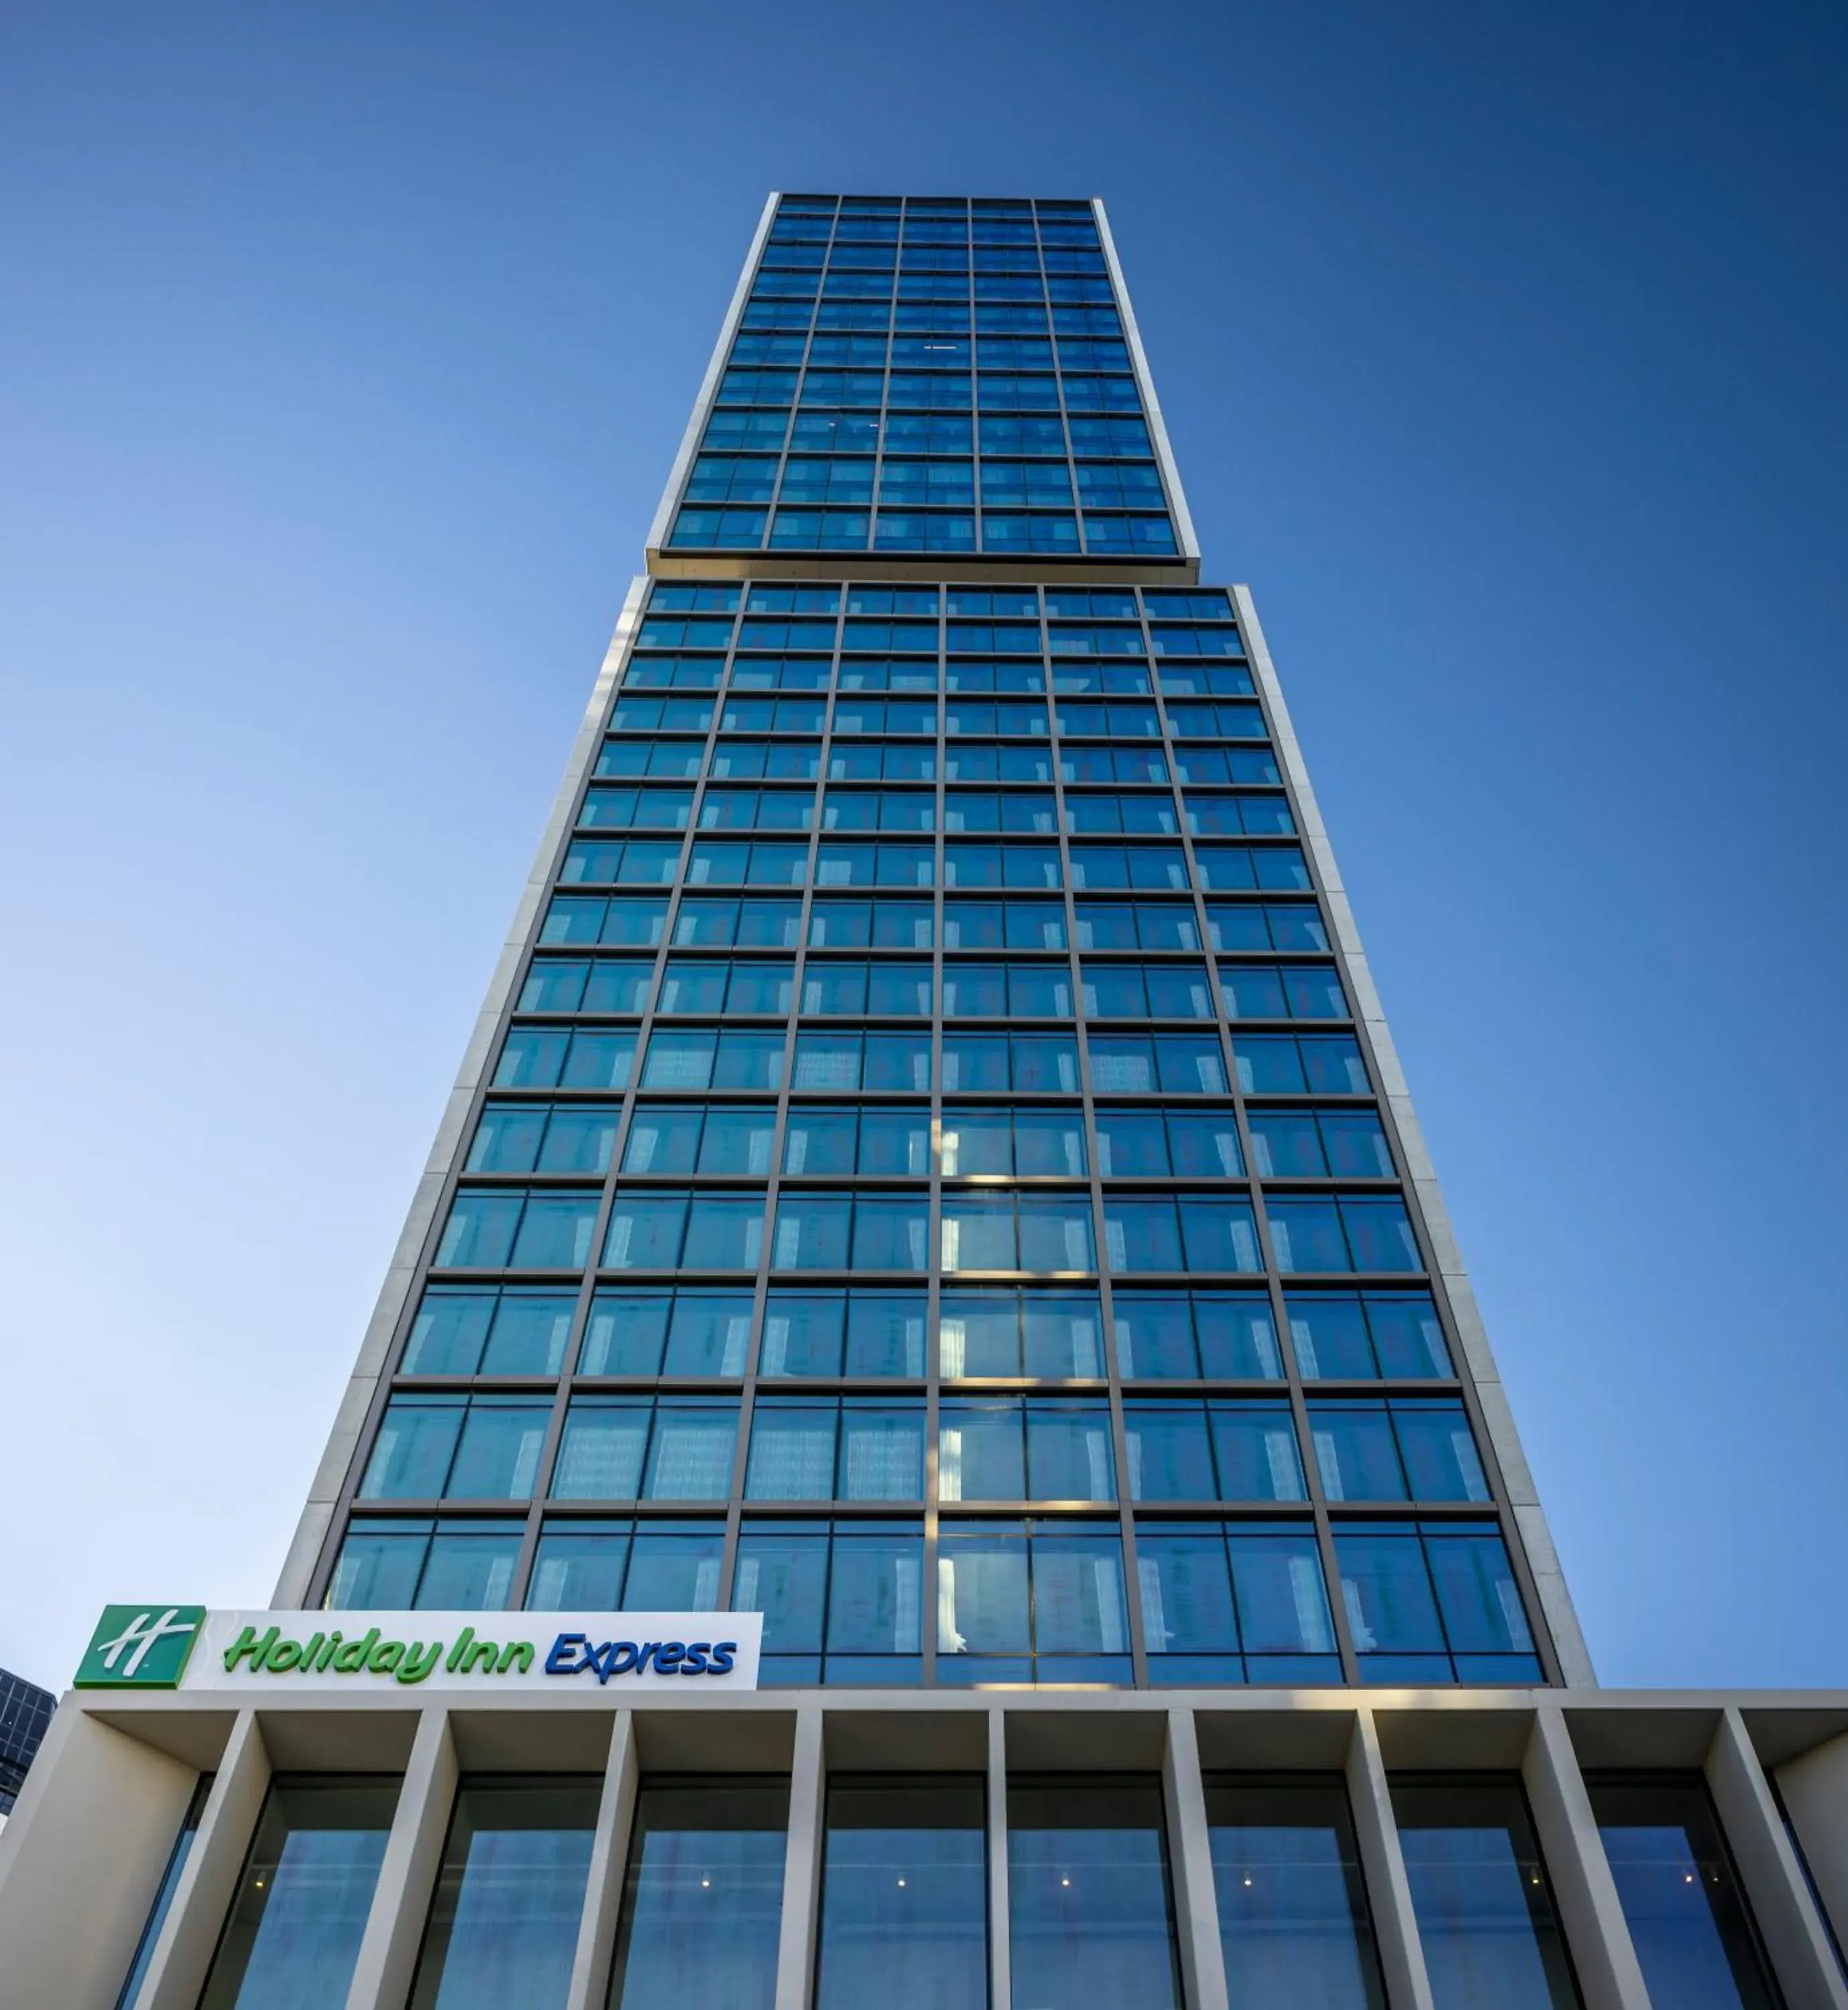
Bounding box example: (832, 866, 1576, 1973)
(1042, 596, 1150, 1686)
(517, 672, 736, 1603)
(922, 587, 949, 1684)
(769, 206, 841, 545)
(862, 208, 901, 553)
(1034, 206, 1087, 562)
(967, 206, 984, 557)
(762, 210, 830, 523)
(1136, 586, 1362, 1680)
(714, 596, 845, 1609)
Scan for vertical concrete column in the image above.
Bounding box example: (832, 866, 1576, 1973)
(988, 1706, 1013, 2010)
(0, 1706, 209, 2010)
(1520, 1706, 1651, 2010)
(1344, 1709, 1435, 2010)
(1161, 1705, 1228, 2010)
(141, 1709, 273, 2010)
(773, 1700, 826, 2010)
(566, 1711, 639, 2010)
(1776, 1729, 1848, 1968)
(1705, 1708, 1848, 2010)
(345, 1706, 458, 2010)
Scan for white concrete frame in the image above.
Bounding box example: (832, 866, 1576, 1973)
(5, 1687, 1845, 2010)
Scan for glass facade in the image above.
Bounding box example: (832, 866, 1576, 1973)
(300, 191, 1566, 1694)
(660, 196, 1183, 565)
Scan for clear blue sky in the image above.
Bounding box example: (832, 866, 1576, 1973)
(3, 0, 1844, 1691)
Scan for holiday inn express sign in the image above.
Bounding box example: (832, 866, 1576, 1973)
(74, 1606, 761, 1692)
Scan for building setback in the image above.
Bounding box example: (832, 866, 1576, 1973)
(2, 192, 1846, 2010)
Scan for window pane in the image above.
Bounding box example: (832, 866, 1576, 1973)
(608, 1782, 789, 2010)
(1390, 1780, 1581, 2010)
(1588, 1778, 1782, 2010)
(746, 1403, 838, 1499)
(448, 1400, 549, 1500)
(663, 1292, 753, 1377)
(1027, 1402, 1116, 1501)
(1231, 1528, 1337, 1659)
(408, 1780, 600, 2010)
(196, 1779, 399, 2010)
(840, 1404, 925, 1499)
(418, 1526, 523, 1611)
(1008, 1781, 1183, 2010)
(760, 1292, 845, 1376)
(937, 1528, 1031, 1654)
(1205, 1780, 1386, 2010)
(828, 1528, 925, 1656)
(1211, 1404, 1307, 1501)
(362, 1399, 463, 1498)
(1124, 1404, 1216, 1501)
(644, 1402, 738, 1499)
(815, 1780, 990, 2010)
(552, 1401, 651, 1500)
(581, 1291, 669, 1376)
(527, 1523, 631, 1609)
(939, 1400, 1025, 1501)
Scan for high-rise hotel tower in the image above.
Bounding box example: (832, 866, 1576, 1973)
(5, 195, 1847, 2010)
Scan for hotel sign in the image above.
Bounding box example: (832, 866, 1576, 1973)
(76, 1608, 762, 1692)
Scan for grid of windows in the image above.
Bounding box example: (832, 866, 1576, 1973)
(663, 196, 1185, 562)
(319, 570, 1549, 1690)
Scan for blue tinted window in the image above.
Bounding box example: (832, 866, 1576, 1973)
(1390, 1781, 1580, 2010)
(609, 1783, 788, 2010)
(815, 1780, 988, 2009)
(196, 1781, 397, 2010)
(1205, 1780, 1386, 2009)
(1008, 1782, 1181, 2004)
(1589, 1778, 1782, 2010)
(407, 1780, 599, 2010)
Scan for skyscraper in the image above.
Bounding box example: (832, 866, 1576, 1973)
(3, 194, 1846, 2010)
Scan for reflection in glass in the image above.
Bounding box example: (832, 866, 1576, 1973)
(409, 1778, 600, 2009)
(1008, 1779, 1181, 2007)
(1588, 1777, 1782, 2010)
(608, 1780, 789, 2010)
(197, 1777, 398, 2009)
(1390, 1778, 1582, 2010)
(815, 1778, 988, 2009)
(1205, 1779, 1385, 2008)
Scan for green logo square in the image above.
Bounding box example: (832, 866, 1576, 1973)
(76, 1605, 208, 1688)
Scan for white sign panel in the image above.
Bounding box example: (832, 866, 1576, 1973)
(174, 1611, 762, 1692)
